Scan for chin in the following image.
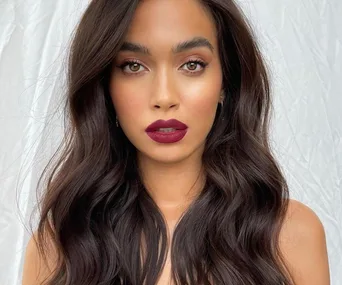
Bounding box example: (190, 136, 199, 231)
(138, 141, 205, 165)
(146, 149, 193, 164)
(133, 134, 206, 165)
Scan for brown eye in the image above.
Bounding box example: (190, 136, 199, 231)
(117, 60, 146, 75)
(129, 63, 140, 72)
(181, 60, 208, 74)
(187, 62, 197, 71)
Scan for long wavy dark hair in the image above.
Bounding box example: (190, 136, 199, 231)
(29, 0, 294, 284)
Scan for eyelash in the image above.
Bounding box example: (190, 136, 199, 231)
(117, 59, 208, 75)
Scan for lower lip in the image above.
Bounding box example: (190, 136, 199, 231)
(146, 129, 188, 143)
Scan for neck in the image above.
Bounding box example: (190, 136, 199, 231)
(137, 151, 205, 210)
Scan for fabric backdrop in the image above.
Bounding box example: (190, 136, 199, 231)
(0, 0, 341, 284)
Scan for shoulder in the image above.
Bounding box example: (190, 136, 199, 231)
(22, 231, 58, 285)
(279, 199, 330, 285)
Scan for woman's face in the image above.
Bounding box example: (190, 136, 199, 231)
(110, 0, 223, 164)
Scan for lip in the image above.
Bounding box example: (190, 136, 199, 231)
(145, 119, 188, 132)
(145, 119, 188, 144)
(146, 129, 187, 143)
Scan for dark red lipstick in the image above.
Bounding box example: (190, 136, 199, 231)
(145, 119, 188, 143)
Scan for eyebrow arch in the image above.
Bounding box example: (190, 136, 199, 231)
(118, 37, 214, 55)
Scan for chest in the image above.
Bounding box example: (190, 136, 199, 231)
(155, 249, 173, 285)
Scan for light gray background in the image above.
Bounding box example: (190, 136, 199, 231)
(0, 0, 341, 284)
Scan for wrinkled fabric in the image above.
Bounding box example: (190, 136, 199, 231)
(0, 0, 340, 284)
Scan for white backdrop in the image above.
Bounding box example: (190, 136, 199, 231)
(0, 0, 341, 284)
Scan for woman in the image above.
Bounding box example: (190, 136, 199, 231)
(22, 0, 330, 284)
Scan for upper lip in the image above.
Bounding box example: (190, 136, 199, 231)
(145, 119, 188, 132)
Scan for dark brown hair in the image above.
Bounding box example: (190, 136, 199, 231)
(30, 0, 294, 284)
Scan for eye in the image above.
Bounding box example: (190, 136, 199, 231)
(116, 59, 208, 75)
(117, 59, 147, 75)
(181, 59, 208, 74)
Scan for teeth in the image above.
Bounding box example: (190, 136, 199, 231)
(157, 128, 176, 132)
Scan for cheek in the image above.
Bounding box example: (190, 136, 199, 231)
(182, 82, 221, 129)
(110, 79, 146, 122)
(180, 68, 222, 125)
(188, 96, 218, 127)
(193, 94, 218, 114)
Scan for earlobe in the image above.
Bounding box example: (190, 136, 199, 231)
(219, 89, 225, 104)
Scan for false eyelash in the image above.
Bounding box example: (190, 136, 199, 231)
(117, 59, 141, 69)
(117, 58, 208, 74)
(185, 59, 208, 68)
(182, 60, 208, 74)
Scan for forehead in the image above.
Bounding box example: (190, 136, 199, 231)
(123, 0, 218, 52)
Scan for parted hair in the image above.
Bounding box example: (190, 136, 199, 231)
(30, 0, 294, 284)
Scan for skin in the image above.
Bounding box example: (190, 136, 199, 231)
(108, 1, 330, 284)
(22, 0, 330, 284)
(21, 200, 330, 285)
(109, 0, 223, 226)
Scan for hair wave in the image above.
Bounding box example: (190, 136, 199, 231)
(30, 0, 294, 284)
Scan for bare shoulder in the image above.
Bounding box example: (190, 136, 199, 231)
(22, 231, 58, 285)
(279, 198, 330, 285)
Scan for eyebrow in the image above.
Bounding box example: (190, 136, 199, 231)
(118, 36, 214, 55)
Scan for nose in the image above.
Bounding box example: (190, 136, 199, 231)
(150, 69, 180, 111)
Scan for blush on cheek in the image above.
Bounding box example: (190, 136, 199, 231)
(113, 97, 148, 132)
(181, 78, 221, 119)
(110, 83, 144, 114)
(191, 96, 219, 117)
(187, 105, 217, 135)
